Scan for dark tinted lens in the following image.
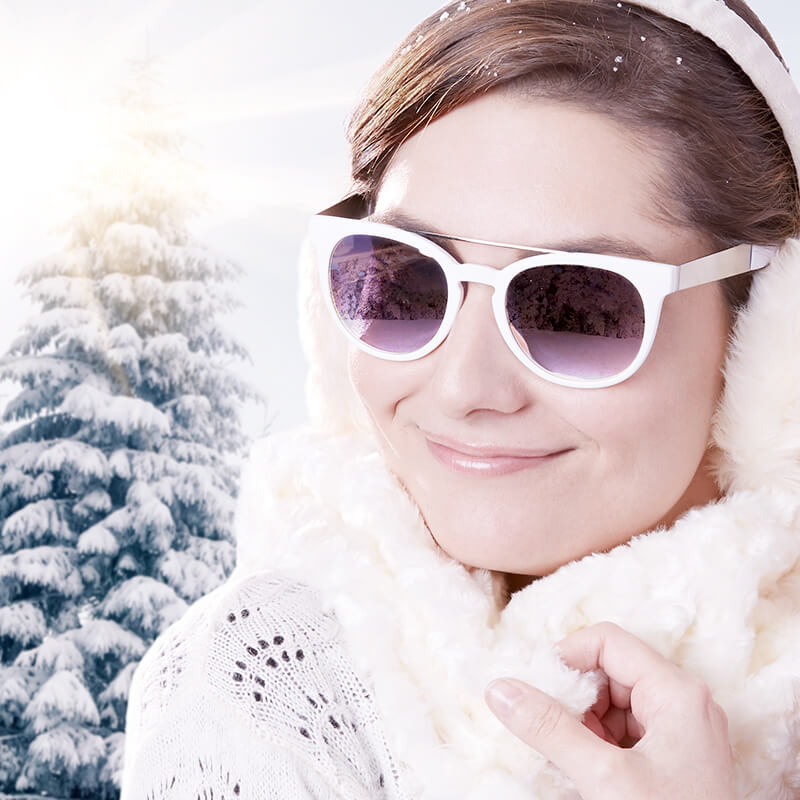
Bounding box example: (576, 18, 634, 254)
(507, 264, 645, 379)
(328, 235, 448, 353)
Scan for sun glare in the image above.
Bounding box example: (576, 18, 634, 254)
(0, 64, 115, 231)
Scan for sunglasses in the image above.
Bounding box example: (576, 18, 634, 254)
(308, 195, 775, 389)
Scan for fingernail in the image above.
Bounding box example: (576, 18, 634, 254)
(486, 679, 524, 716)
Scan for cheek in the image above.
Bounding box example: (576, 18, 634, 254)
(348, 350, 386, 425)
(347, 349, 419, 435)
(586, 285, 728, 495)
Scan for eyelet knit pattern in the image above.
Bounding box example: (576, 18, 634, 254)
(122, 574, 409, 800)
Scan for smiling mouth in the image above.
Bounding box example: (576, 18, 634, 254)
(423, 435, 572, 477)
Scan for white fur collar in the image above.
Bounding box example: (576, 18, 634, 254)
(233, 240, 800, 797)
(234, 428, 800, 799)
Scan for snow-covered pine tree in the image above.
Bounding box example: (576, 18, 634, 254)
(0, 57, 257, 798)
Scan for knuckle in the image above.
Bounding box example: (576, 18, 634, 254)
(710, 700, 731, 730)
(676, 674, 722, 717)
(522, 698, 566, 741)
(684, 676, 713, 705)
(591, 620, 622, 637)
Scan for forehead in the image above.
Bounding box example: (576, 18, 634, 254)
(373, 93, 699, 265)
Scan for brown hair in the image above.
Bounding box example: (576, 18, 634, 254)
(345, 0, 800, 309)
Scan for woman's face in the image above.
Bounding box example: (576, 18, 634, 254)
(349, 92, 731, 579)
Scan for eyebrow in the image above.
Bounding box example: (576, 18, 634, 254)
(369, 209, 659, 262)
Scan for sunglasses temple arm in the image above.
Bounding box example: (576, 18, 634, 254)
(318, 194, 370, 219)
(677, 243, 777, 291)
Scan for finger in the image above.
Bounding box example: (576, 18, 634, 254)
(595, 705, 645, 746)
(559, 623, 724, 741)
(581, 710, 609, 742)
(625, 708, 645, 742)
(590, 675, 631, 726)
(485, 678, 618, 783)
(556, 622, 685, 729)
(597, 704, 628, 745)
(593, 677, 611, 719)
(556, 623, 680, 685)
(607, 675, 632, 711)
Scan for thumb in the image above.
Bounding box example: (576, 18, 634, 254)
(485, 678, 615, 782)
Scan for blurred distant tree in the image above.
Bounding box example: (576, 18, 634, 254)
(0, 56, 257, 798)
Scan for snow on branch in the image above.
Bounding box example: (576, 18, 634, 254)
(0, 666, 32, 722)
(10, 307, 95, 356)
(0, 602, 47, 648)
(97, 662, 137, 707)
(108, 446, 228, 484)
(18, 248, 95, 285)
(0, 414, 83, 449)
(35, 440, 111, 484)
(16, 723, 106, 790)
(72, 489, 113, 520)
(197, 322, 252, 360)
(100, 731, 125, 791)
(125, 480, 176, 552)
(76, 524, 120, 557)
(155, 549, 222, 602)
(22, 671, 100, 734)
(0, 441, 53, 473)
(14, 635, 85, 673)
(170, 464, 236, 521)
(59, 384, 169, 437)
(1, 498, 74, 550)
(105, 450, 138, 482)
(165, 240, 242, 283)
(105, 323, 143, 385)
(68, 619, 146, 662)
(26, 276, 99, 312)
(100, 575, 187, 637)
(18, 252, 65, 284)
(95, 273, 233, 333)
(93, 505, 132, 540)
(2, 387, 50, 422)
(101, 221, 166, 276)
(0, 546, 84, 597)
(107, 323, 143, 354)
(160, 438, 231, 472)
(186, 535, 236, 578)
(0, 467, 53, 507)
(0, 354, 99, 392)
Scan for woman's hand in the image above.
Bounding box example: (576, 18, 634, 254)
(484, 622, 736, 800)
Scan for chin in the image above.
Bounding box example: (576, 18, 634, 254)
(424, 504, 629, 577)
(422, 511, 546, 574)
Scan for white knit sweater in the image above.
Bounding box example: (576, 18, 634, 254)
(120, 572, 408, 799)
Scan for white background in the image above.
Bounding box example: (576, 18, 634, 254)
(1, 0, 798, 437)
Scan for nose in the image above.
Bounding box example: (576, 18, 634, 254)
(427, 279, 531, 418)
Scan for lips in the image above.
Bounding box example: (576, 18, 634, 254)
(424, 431, 563, 459)
(422, 431, 572, 476)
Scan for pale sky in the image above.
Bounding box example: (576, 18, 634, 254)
(1, 0, 799, 437)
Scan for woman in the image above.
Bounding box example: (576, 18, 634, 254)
(121, 1, 800, 798)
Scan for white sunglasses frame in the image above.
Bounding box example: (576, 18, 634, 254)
(308, 196, 775, 389)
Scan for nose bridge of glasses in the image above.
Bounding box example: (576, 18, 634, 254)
(456, 262, 505, 290)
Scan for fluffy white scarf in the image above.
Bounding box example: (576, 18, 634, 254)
(233, 239, 800, 799)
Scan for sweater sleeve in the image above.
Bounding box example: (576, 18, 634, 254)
(120, 572, 404, 800)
